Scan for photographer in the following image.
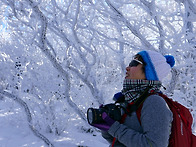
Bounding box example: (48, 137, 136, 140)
(88, 50, 175, 147)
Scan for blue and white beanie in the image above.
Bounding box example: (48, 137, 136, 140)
(138, 50, 175, 81)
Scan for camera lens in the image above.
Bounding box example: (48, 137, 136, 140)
(87, 108, 93, 125)
(87, 104, 122, 125)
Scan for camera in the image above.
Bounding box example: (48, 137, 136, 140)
(87, 103, 122, 125)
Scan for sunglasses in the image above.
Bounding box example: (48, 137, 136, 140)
(129, 59, 143, 67)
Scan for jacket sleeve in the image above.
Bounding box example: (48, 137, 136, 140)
(107, 95, 173, 147)
(101, 131, 114, 144)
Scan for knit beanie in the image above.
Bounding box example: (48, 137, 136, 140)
(138, 50, 175, 81)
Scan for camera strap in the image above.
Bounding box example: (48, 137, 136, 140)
(120, 86, 151, 123)
(112, 86, 153, 147)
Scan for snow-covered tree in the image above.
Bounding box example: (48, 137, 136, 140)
(0, 0, 196, 142)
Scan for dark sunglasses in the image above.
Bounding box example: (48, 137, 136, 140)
(129, 59, 143, 67)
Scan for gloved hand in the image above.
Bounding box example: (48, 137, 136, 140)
(92, 112, 115, 131)
(113, 92, 125, 103)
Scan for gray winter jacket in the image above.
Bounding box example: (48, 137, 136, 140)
(101, 94, 173, 147)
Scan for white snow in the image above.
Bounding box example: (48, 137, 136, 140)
(0, 101, 108, 147)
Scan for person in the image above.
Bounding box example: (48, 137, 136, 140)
(91, 50, 175, 147)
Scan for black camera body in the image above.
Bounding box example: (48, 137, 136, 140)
(87, 103, 122, 125)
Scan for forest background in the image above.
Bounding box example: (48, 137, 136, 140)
(0, 0, 196, 146)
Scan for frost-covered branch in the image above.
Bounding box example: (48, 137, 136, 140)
(105, 0, 155, 50)
(140, 0, 166, 54)
(24, 0, 88, 121)
(166, 68, 180, 94)
(187, 0, 196, 14)
(0, 90, 54, 147)
(176, 0, 196, 14)
(2, 0, 196, 138)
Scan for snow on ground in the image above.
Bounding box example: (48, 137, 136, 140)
(0, 92, 195, 147)
(0, 100, 108, 147)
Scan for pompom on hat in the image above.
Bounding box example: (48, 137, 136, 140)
(138, 50, 175, 81)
